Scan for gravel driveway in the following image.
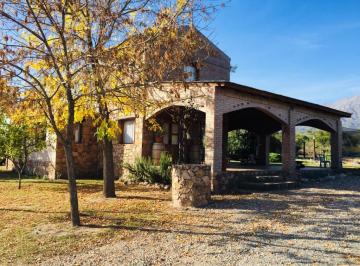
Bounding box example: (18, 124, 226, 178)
(42, 176, 360, 265)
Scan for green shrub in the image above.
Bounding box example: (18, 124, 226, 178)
(269, 152, 281, 163)
(158, 152, 172, 184)
(123, 157, 157, 183)
(123, 153, 172, 185)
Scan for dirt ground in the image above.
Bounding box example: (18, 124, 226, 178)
(1, 173, 360, 265)
(46, 176, 360, 266)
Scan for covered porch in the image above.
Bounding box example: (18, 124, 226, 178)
(207, 83, 350, 192)
(144, 82, 351, 193)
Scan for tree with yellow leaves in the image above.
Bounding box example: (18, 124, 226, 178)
(77, 0, 218, 198)
(0, 0, 221, 226)
(0, 1, 88, 226)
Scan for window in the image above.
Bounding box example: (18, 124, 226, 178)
(121, 119, 135, 144)
(74, 123, 82, 144)
(184, 65, 198, 81)
(163, 123, 170, 144)
(171, 123, 179, 145)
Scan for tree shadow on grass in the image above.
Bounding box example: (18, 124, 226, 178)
(81, 223, 360, 262)
(116, 195, 170, 202)
(0, 207, 68, 215)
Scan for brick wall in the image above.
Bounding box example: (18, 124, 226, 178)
(198, 52, 231, 81)
(55, 119, 102, 179)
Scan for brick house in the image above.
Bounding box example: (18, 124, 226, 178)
(27, 32, 351, 192)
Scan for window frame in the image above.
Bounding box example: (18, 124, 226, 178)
(183, 64, 199, 82)
(118, 118, 136, 144)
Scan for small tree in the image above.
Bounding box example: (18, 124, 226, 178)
(227, 129, 257, 161)
(313, 130, 331, 156)
(0, 116, 46, 189)
(296, 133, 310, 158)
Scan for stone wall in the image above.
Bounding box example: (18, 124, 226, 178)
(113, 117, 144, 179)
(113, 143, 137, 178)
(172, 164, 211, 208)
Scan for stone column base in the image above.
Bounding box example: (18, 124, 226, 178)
(172, 164, 211, 208)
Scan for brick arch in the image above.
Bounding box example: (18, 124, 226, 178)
(216, 93, 289, 125)
(294, 114, 337, 132)
(296, 118, 336, 132)
(222, 105, 289, 126)
(145, 104, 206, 120)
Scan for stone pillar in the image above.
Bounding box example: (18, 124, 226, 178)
(282, 109, 296, 175)
(172, 164, 211, 208)
(204, 100, 223, 192)
(257, 134, 270, 166)
(331, 119, 343, 169)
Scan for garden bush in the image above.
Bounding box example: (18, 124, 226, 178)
(123, 153, 172, 185)
(269, 152, 281, 163)
(158, 152, 172, 184)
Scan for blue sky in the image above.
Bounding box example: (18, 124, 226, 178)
(207, 0, 360, 104)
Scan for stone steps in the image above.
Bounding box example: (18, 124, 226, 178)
(235, 174, 299, 191)
(237, 180, 299, 191)
(219, 171, 300, 193)
(252, 175, 286, 183)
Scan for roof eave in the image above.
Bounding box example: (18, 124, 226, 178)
(217, 82, 352, 118)
(159, 80, 352, 118)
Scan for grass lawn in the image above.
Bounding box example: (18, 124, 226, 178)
(296, 157, 360, 169)
(343, 157, 360, 169)
(0, 170, 182, 265)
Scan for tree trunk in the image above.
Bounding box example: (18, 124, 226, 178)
(102, 138, 116, 198)
(303, 142, 306, 159)
(63, 144, 81, 226)
(17, 170, 21, 190)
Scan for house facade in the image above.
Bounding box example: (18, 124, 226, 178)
(27, 33, 351, 192)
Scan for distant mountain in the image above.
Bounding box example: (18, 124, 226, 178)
(329, 95, 360, 129)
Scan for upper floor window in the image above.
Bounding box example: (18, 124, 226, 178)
(184, 65, 198, 81)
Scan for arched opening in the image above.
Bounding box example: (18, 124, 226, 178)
(144, 106, 206, 164)
(223, 107, 285, 171)
(297, 119, 335, 133)
(295, 119, 335, 170)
